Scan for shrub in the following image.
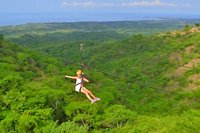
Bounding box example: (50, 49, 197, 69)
(0, 75, 23, 94)
(100, 105, 137, 128)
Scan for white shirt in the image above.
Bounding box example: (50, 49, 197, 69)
(75, 77, 83, 92)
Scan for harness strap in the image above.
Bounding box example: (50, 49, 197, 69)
(76, 82, 83, 86)
(76, 77, 84, 86)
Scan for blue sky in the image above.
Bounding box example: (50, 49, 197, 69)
(1, 0, 199, 14)
(0, 0, 200, 25)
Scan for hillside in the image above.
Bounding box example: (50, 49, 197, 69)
(0, 20, 188, 37)
(0, 22, 200, 132)
(1, 20, 199, 66)
(1, 19, 199, 49)
(81, 25, 200, 114)
(0, 34, 126, 132)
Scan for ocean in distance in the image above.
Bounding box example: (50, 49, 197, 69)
(0, 12, 200, 26)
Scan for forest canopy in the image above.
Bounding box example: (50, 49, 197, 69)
(0, 21, 200, 132)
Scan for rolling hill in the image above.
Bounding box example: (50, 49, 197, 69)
(0, 21, 200, 132)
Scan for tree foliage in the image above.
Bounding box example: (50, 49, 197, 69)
(1, 22, 200, 132)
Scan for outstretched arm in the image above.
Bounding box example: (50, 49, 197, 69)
(83, 77, 89, 83)
(65, 75, 77, 80)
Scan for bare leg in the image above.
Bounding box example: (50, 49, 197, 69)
(84, 88, 96, 99)
(81, 89, 93, 101)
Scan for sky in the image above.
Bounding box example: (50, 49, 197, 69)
(0, 0, 200, 25)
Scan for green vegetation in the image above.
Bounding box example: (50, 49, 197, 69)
(0, 20, 200, 132)
(0, 20, 187, 37)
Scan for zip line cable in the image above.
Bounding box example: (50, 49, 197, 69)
(79, 43, 89, 70)
(80, 43, 84, 70)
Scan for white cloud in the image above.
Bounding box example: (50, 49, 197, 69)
(61, 1, 96, 8)
(121, 0, 175, 7)
(61, 1, 118, 8)
(61, 0, 190, 8)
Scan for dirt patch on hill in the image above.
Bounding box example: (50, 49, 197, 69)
(185, 45, 195, 55)
(174, 58, 200, 77)
(184, 74, 200, 92)
(168, 44, 200, 92)
(159, 26, 200, 37)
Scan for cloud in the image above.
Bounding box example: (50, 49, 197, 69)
(61, 1, 96, 8)
(121, 0, 175, 7)
(61, 1, 116, 8)
(61, 0, 190, 8)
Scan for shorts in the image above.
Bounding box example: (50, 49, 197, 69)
(75, 85, 85, 92)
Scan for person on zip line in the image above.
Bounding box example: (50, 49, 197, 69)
(65, 69, 100, 104)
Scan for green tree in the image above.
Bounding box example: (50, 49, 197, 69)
(50, 121, 88, 133)
(184, 25, 192, 31)
(195, 23, 200, 27)
(0, 75, 23, 94)
(0, 111, 20, 133)
(100, 105, 137, 128)
(0, 34, 4, 41)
